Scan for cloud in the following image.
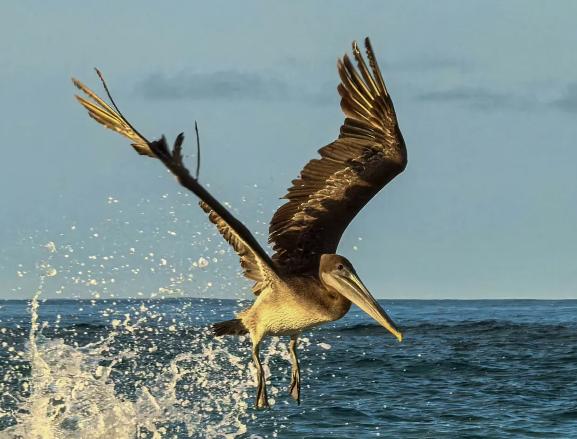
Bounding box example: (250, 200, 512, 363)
(136, 54, 467, 104)
(137, 70, 338, 105)
(139, 69, 577, 116)
(416, 87, 532, 111)
(138, 70, 290, 101)
(552, 82, 577, 112)
(418, 83, 577, 113)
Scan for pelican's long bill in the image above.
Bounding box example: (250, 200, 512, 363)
(337, 273, 403, 342)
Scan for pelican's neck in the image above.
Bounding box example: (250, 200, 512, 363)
(318, 273, 351, 321)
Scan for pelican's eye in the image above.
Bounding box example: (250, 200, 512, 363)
(337, 264, 344, 271)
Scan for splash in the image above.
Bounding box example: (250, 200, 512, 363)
(2, 298, 253, 439)
(1, 242, 256, 439)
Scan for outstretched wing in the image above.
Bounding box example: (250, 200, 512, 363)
(268, 38, 407, 274)
(72, 77, 153, 157)
(199, 201, 274, 294)
(73, 74, 277, 294)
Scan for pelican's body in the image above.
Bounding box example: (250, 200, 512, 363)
(73, 38, 408, 408)
(240, 275, 352, 337)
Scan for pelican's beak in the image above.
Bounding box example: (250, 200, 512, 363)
(337, 273, 403, 342)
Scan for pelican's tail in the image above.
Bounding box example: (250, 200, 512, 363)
(212, 319, 248, 337)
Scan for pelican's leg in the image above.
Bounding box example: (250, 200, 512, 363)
(252, 338, 269, 409)
(288, 335, 301, 404)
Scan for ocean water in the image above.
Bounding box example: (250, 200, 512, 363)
(0, 298, 576, 438)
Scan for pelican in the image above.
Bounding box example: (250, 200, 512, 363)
(73, 37, 407, 408)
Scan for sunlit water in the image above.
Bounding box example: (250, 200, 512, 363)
(1, 297, 576, 438)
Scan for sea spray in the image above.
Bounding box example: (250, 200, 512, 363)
(3, 242, 143, 438)
(2, 299, 261, 438)
(1, 242, 271, 438)
(2, 295, 277, 438)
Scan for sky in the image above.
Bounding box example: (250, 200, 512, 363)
(1, 1, 576, 299)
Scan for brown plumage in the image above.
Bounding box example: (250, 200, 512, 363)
(199, 201, 274, 295)
(73, 37, 407, 409)
(269, 39, 406, 273)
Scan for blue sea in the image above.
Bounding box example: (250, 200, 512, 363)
(0, 298, 576, 438)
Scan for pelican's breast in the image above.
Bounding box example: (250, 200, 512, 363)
(239, 276, 350, 336)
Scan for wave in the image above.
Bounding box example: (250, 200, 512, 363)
(552, 409, 577, 421)
(323, 320, 577, 337)
(5, 319, 575, 341)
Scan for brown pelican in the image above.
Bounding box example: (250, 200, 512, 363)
(72, 37, 407, 408)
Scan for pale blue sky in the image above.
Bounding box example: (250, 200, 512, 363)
(1, 1, 576, 299)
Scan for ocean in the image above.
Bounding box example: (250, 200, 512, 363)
(0, 298, 576, 438)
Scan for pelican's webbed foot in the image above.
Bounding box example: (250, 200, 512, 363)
(289, 335, 301, 404)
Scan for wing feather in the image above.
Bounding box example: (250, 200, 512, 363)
(200, 202, 273, 294)
(268, 38, 407, 273)
(72, 78, 153, 157)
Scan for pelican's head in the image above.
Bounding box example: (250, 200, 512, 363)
(319, 254, 403, 342)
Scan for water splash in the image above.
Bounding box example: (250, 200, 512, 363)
(2, 299, 253, 438)
(1, 242, 257, 438)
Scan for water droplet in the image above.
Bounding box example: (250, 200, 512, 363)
(44, 242, 56, 253)
(198, 257, 209, 268)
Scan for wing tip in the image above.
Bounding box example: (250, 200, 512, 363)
(352, 40, 360, 54)
(71, 77, 89, 95)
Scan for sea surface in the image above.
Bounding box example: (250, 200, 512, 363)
(0, 298, 576, 438)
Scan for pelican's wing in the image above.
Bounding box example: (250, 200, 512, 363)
(72, 78, 153, 157)
(269, 38, 407, 273)
(199, 202, 274, 294)
(73, 75, 278, 294)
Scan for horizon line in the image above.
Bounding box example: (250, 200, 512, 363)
(1, 297, 576, 302)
